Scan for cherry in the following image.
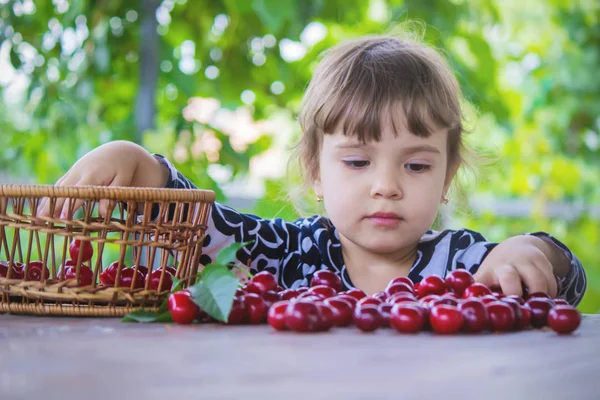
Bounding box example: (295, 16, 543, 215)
(458, 298, 489, 333)
(25, 261, 49, 281)
(504, 295, 525, 305)
(479, 295, 498, 305)
(444, 269, 474, 296)
(344, 288, 367, 301)
(378, 303, 392, 327)
(429, 297, 458, 308)
(315, 303, 335, 332)
(486, 301, 516, 332)
(249, 271, 278, 294)
(165, 266, 177, 276)
(147, 270, 173, 291)
(311, 270, 343, 292)
(500, 297, 523, 329)
(356, 297, 383, 308)
(335, 294, 358, 308)
(462, 283, 492, 298)
(418, 294, 441, 308)
(275, 285, 284, 293)
(385, 282, 414, 297)
(227, 297, 248, 324)
(243, 293, 268, 324)
(553, 299, 569, 306)
(527, 298, 555, 328)
(62, 264, 94, 286)
(388, 276, 414, 290)
(295, 287, 309, 294)
(417, 275, 446, 298)
(168, 291, 199, 324)
(390, 303, 426, 334)
(547, 305, 582, 334)
(323, 297, 354, 327)
(120, 268, 145, 289)
(244, 281, 265, 295)
(429, 304, 464, 334)
(353, 305, 381, 333)
(133, 265, 148, 277)
(388, 292, 417, 304)
(267, 301, 289, 331)
(69, 239, 93, 263)
(518, 305, 532, 330)
(285, 301, 321, 332)
(99, 261, 124, 286)
(372, 291, 388, 302)
(279, 289, 300, 301)
(261, 290, 280, 308)
(309, 285, 337, 299)
(0, 261, 24, 279)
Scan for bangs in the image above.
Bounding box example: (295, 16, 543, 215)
(309, 38, 463, 143)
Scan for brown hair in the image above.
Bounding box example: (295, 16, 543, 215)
(287, 32, 477, 217)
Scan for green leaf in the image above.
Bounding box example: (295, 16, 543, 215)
(188, 264, 239, 322)
(215, 241, 254, 266)
(121, 309, 173, 323)
(171, 276, 182, 292)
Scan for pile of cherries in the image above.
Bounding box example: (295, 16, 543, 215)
(0, 239, 174, 291)
(168, 269, 582, 335)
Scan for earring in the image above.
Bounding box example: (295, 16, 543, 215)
(316, 194, 324, 202)
(442, 197, 449, 204)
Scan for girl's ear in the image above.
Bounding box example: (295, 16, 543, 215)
(443, 159, 461, 198)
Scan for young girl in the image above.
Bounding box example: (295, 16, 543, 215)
(40, 35, 587, 306)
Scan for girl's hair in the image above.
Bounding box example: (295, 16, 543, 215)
(287, 30, 478, 218)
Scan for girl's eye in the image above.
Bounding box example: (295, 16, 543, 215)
(405, 163, 431, 172)
(343, 160, 370, 168)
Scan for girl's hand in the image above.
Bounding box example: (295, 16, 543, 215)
(38, 141, 168, 218)
(473, 235, 561, 298)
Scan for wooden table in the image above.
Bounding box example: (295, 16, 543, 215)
(1, 314, 599, 400)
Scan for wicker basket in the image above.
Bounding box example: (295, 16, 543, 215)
(0, 184, 215, 317)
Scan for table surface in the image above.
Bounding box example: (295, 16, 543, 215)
(1, 314, 599, 400)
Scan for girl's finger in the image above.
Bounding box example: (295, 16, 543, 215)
(517, 263, 548, 295)
(496, 264, 523, 297)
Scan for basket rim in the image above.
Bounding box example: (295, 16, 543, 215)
(0, 184, 216, 203)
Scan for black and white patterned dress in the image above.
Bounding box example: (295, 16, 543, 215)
(154, 155, 587, 306)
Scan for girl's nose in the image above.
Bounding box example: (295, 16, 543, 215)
(369, 168, 402, 199)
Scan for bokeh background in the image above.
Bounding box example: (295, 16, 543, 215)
(0, 0, 598, 312)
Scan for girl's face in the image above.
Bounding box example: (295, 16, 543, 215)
(314, 117, 454, 256)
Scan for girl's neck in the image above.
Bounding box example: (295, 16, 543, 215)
(338, 234, 418, 295)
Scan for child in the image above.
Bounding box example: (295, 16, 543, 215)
(40, 35, 586, 306)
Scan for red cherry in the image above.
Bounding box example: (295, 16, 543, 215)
(419, 294, 441, 308)
(518, 305, 532, 329)
(504, 295, 525, 305)
(486, 301, 516, 332)
(309, 285, 337, 299)
(388, 292, 417, 304)
(388, 276, 414, 290)
(119, 268, 144, 289)
(267, 301, 290, 331)
(62, 264, 94, 286)
(527, 298, 555, 328)
(261, 290, 280, 308)
(295, 287, 309, 294)
(417, 275, 446, 298)
(243, 293, 268, 324)
(553, 298, 569, 306)
(429, 297, 458, 308)
(378, 303, 392, 327)
(385, 282, 414, 297)
(323, 297, 354, 327)
(100, 261, 124, 286)
(164, 266, 177, 276)
(0, 261, 24, 279)
(429, 304, 464, 334)
(244, 281, 265, 295)
(500, 297, 523, 329)
(315, 303, 335, 332)
(462, 283, 492, 298)
(444, 269, 474, 296)
(345, 288, 367, 301)
(353, 305, 381, 332)
(372, 291, 388, 302)
(547, 305, 582, 334)
(285, 301, 321, 332)
(458, 298, 489, 333)
(168, 291, 199, 324)
(275, 285, 284, 293)
(356, 297, 383, 308)
(69, 239, 93, 263)
(249, 271, 278, 293)
(311, 270, 343, 292)
(132, 265, 148, 277)
(25, 261, 49, 281)
(479, 295, 498, 305)
(279, 289, 301, 301)
(227, 297, 248, 324)
(335, 294, 358, 308)
(147, 270, 173, 291)
(390, 303, 426, 333)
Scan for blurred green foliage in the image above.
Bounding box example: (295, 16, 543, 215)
(0, 0, 598, 312)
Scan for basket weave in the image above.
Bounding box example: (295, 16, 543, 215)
(0, 184, 215, 317)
